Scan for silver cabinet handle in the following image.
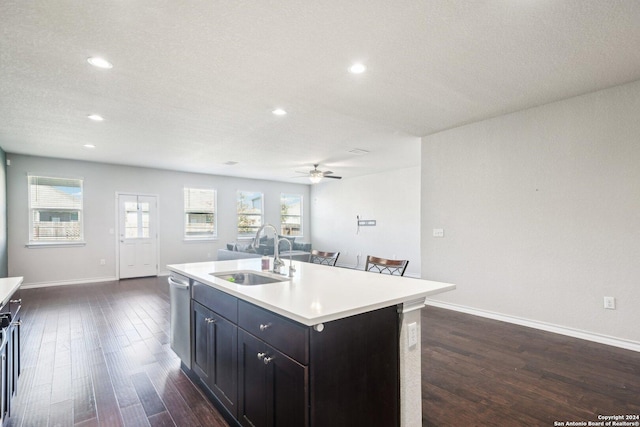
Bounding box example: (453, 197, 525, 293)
(263, 356, 274, 365)
(257, 352, 266, 360)
(9, 299, 21, 304)
(259, 323, 271, 331)
(204, 317, 216, 324)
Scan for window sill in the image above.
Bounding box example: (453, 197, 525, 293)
(183, 237, 218, 243)
(26, 241, 86, 248)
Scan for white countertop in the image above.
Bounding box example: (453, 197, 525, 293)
(0, 277, 23, 308)
(168, 259, 455, 326)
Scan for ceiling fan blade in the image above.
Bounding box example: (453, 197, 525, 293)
(324, 175, 342, 179)
(322, 170, 334, 176)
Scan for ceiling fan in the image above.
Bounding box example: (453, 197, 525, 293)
(295, 164, 342, 183)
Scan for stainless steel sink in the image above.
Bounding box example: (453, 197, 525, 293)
(210, 270, 287, 286)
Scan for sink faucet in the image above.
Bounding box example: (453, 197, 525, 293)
(277, 237, 296, 278)
(252, 224, 283, 274)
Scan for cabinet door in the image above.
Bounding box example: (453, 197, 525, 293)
(238, 330, 308, 427)
(238, 330, 268, 427)
(265, 344, 308, 427)
(192, 302, 212, 382)
(208, 311, 238, 418)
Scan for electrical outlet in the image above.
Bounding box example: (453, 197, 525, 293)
(99, 259, 106, 265)
(407, 322, 418, 348)
(604, 296, 616, 310)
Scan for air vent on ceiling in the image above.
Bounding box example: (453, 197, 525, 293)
(348, 148, 370, 155)
(223, 161, 239, 166)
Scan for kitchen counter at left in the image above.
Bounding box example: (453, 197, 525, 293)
(0, 277, 23, 308)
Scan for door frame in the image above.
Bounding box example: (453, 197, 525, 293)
(115, 192, 160, 280)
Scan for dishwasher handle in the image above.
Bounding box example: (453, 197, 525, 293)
(168, 277, 190, 290)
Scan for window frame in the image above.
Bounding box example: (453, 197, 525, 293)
(237, 190, 264, 239)
(183, 187, 217, 240)
(280, 193, 303, 237)
(27, 174, 85, 247)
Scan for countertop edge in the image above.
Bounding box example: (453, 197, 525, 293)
(0, 277, 24, 308)
(168, 262, 455, 326)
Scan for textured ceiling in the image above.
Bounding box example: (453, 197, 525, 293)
(2, 1, 640, 183)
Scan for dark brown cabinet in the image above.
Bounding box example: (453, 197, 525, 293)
(237, 329, 308, 427)
(190, 282, 399, 427)
(192, 301, 238, 418)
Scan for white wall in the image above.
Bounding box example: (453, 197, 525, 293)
(311, 166, 421, 277)
(0, 148, 7, 277)
(421, 80, 640, 344)
(7, 155, 310, 286)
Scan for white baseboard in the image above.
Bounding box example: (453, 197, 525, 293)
(425, 299, 640, 353)
(22, 276, 119, 289)
(22, 271, 173, 289)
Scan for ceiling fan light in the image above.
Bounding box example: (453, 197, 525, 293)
(309, 172, 323, 183)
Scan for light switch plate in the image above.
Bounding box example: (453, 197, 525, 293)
(604, 296, 616, 310)
(433, 228, 444, 238)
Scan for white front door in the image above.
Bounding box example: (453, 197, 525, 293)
(118, 193, 158, 279)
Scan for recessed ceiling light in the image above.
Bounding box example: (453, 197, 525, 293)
(87, 57, 113, 69)
(272, 108, 287, 116)
(87, 114, 104, 121)
(83, 144, 96, 149)
(349, 63, 366, 74)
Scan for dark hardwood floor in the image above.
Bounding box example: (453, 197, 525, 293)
(5, 277, 640, 426)
(7, 277, 228, 427)
(422, 306, 640, 426)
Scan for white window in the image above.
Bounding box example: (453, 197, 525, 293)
(237, 191, 263, 238)
(28, 175, 83, 243)
(281, 193, 303, 236)
(184, 188, 217, 239)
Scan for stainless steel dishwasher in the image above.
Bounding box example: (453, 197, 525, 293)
(168, 271, 191, 369)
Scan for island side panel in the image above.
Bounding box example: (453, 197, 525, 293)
(309, 305, 400, 427)
(398, 302, 424, 427)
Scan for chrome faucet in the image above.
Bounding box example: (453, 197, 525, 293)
(277, 237, 296, 278)
(252, 224, 283, 274)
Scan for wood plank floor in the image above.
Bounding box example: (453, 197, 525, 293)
(5, 277, 640, 426)
(422, 306, 640, 426)
(7, 277, 228, 427)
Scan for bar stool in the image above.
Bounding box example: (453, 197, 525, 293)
(308, 250, 340, 266)
(365, 255, 409, 276)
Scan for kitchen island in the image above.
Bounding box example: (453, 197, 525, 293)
(168, 259, 455, 427)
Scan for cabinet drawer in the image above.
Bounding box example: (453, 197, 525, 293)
(238, 301, 309, 365)
(193, 281, 238, 323)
